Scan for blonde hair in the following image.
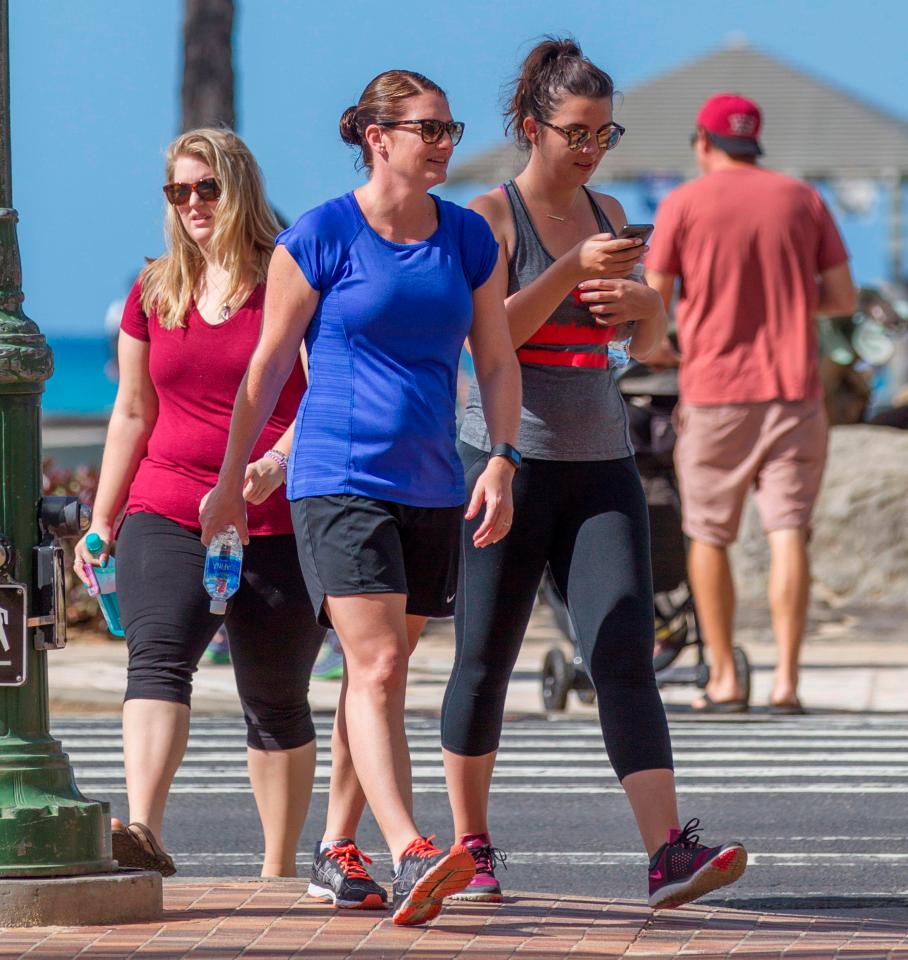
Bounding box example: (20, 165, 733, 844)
(140, 128, 280, 329)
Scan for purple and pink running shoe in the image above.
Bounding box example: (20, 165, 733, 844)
(648, 818, 747, 909)
(449, 832, 507, 903)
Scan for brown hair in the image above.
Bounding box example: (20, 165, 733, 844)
(339, 69, 447, 169)
(505, 37, 615, 149)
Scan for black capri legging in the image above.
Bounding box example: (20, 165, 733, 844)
(441, 443, 673, 780)
(117, 512, 325, 750)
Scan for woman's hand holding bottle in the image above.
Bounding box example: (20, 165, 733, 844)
(73, 524, 113, 587)
(575, 277, 663, 327)
(199, 480, 249, 547)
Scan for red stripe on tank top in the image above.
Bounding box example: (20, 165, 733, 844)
(516, 347, 609, 368)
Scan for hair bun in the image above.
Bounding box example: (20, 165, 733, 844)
(536, 37, 582, 66)
(339, 106, 361, 146)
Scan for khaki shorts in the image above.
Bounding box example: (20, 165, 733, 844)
(674, 398, 828, 547)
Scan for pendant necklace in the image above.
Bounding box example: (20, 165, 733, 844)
(546, 213, 569, 222)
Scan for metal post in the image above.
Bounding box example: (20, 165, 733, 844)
(0, 0, 114, 876)
(884, 169, 905, 283)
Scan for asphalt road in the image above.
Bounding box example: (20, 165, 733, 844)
(54, 712, 908, 923)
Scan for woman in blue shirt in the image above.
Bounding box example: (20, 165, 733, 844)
(201, 69, 521, 926)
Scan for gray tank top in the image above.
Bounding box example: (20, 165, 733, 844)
(460, 179, 633, 461)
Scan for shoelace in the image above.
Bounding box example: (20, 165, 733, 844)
(672, 818, 704, 849)
(400, 835, 443, 859)
(326, 841, 373, 880)
(473, 844, 508, 876)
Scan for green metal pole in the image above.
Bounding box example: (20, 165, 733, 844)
(0, 0, 114, 876)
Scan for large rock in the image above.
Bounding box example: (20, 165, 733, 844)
(730, 425, 908, 607)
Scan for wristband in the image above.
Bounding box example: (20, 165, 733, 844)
(263, 449, 289, 477)
(489, 442, 522, 472)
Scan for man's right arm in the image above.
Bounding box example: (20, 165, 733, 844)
(643, 271, 681, 367)
(817, 262, 857, 317)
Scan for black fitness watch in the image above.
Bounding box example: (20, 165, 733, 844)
(490, 442, 522, 473)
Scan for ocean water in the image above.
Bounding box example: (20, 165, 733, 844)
(40, 336, 478, 418)
(43, 336, 118, 416)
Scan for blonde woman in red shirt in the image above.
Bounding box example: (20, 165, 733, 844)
(71, 129, 343, 888)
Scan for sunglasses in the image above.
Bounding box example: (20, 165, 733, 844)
(162, 177, 222, 206)
(538, 120, 625, 152)
(376, 118, 465, 146)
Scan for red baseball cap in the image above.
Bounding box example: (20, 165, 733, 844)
(696, 93, 763, 156)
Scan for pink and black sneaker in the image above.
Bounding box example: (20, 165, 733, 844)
(648, 818, 747, 909)
(449, 832, 507, 902)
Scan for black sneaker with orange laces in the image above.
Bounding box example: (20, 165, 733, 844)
(308, 839, 387, 909)
(391, 835, 475, 926)
(648, 818, 747, 909)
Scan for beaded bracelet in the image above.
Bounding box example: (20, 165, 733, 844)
(263, 449, 289, 478)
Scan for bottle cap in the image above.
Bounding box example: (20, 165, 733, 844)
(86, 533, 104, 555)
(209, 599, 228, 615)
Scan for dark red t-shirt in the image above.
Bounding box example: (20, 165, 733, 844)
(120, 279, 305, 535)
(647, 166, 849, 405)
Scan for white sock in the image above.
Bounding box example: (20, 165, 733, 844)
(320, 839, 344, 853)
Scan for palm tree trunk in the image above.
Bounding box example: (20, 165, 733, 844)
(181, 0, 235, 132)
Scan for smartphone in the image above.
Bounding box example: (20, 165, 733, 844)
(619, 223, 654, 243)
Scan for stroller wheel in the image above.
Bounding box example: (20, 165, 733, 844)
(732, 645, 752, 703)
(542, 647, 573, 712)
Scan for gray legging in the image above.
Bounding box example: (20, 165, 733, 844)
(117, 511, 325, 750)
(441, 443, 673, 780)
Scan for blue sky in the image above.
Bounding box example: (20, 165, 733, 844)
(11, 0, 908, 335)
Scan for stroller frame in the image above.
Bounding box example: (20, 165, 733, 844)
(539, 366, 751, 712)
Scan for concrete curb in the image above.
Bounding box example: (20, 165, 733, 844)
(0, 870, 162, 928)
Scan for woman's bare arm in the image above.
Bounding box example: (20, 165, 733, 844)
(72, 331, 158, 577)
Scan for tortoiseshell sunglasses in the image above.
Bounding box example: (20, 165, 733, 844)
(376, 118, 465, 146)
(162, 177, 222, 206)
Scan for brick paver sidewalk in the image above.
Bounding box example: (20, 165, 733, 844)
(4, 880, 908, 959)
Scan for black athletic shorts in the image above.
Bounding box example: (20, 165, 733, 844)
(291, 494, 463, 627)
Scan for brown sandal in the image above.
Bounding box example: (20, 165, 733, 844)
(112, 821, 177, 877)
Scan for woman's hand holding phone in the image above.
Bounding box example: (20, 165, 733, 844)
(570, 233, 645, 282)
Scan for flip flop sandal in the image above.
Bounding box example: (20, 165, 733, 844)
(112, 822, 177, 877)
(691, 692, 749, 714)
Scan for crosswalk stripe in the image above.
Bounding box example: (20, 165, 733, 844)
(54, 715, 908, 804)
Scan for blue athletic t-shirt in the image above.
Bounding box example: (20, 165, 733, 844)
(277, 191, 498, 508)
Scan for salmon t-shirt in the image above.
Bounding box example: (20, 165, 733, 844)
(120, 279, 305, 536)
(647, 166, 848, 405)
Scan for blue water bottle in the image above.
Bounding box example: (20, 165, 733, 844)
(203, 525, 243, 615)
(85, 533, 125, 637)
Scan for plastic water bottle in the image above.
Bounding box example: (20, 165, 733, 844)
(203, 525, 243, 615)
(84, 533, 125, 637)
(608, 321, 636, 368)
(608, 263, 644, 369)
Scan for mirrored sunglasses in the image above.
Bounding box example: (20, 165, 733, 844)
(539, 120, 625, 152)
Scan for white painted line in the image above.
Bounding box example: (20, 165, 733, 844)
(63, 749, 908, 764)
(69, 763, 908, 779)
(79, 783, 908, 795)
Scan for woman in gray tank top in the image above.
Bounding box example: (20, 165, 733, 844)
(442, 38, 747, 910)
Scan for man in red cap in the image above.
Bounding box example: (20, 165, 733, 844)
(646, 93, 856, 714)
